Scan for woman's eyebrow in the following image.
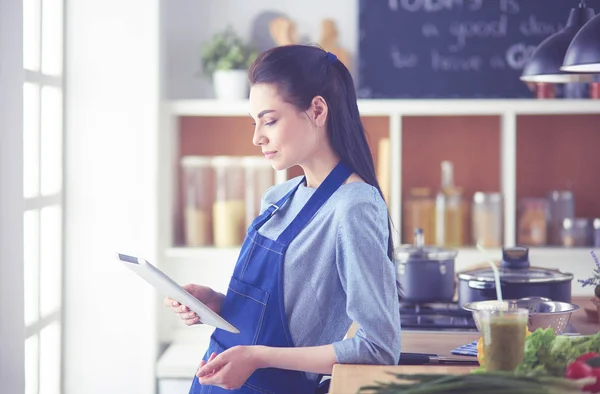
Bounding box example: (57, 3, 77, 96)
(256, 109, 275, 119)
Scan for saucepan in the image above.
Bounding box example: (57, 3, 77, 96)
(457, 246, 574, 307)
(394, 228, 458, 303)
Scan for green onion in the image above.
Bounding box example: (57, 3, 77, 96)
(357, 371, 594, 393)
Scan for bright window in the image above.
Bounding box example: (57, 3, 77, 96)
(23, 0, 64, 393)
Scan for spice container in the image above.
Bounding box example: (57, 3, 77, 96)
(212, 156, 246, 247)
(547, 190, 575, 245)
(561, 218, 593, 247)
(403, 188, 435, 245)
(181, 156, 214, 246)
(517, 198, 549, 246)
(472, 192, 503, 247)
(243, 156, 275, 228)
(591, 75, 600, 99)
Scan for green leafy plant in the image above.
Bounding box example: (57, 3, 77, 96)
(200, 27, 258, 76)
(513, 327, 600, 377)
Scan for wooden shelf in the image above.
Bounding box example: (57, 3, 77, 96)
(169, 99, 600, 117)
(400, 115, 501, 245)
(165, 245, 595, 263)
(516, 114, 600, 219)
(161, 99, 600, 255)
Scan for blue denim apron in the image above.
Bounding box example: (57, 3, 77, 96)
(189, 162, 352, 394)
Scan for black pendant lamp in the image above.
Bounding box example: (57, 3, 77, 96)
(562, 3, 600, 72)
(521, 1, 596, 83)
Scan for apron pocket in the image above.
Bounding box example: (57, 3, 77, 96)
(214, 277, 269, 346)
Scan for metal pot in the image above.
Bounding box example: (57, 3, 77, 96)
(457, 246, 574, 308)
(395, 229, 458, 303)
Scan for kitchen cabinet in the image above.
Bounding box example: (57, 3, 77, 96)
(161, 99, 600, 247)
(157, 99, 600, 342)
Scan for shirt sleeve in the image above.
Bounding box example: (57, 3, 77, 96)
(331, 191, 402, 365)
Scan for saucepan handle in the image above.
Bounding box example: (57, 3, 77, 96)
(468, 280, 495, 290)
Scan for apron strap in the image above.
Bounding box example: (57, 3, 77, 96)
(252, 177, 305, 230)
(277, 162, 352, 245)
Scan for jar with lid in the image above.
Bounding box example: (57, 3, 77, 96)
(211, 156, 246, 247)
(517, 198, 549, 246)
(242, 156, 275, 229)
(561, 218, 593, 247)
(181, 156, 214, 246)
(547, 190, 575, 245)
(402, 188, 435, 245)
(472, 192, 503, 247)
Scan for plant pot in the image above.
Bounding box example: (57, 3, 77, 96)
(213, 69, 248, 100)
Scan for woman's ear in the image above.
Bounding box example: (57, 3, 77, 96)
(309, 96, 329, 128)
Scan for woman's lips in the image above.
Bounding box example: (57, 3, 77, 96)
(263, 151, 277, 159)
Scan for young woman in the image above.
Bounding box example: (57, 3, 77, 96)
(166, 44, 401, 394)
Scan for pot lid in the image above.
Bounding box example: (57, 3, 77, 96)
(395, 228, 458, 262)
(457, 266, 573, 284)
(458, 246, 573, 284)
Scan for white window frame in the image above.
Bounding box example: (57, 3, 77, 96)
(22, 0, 66, 393)
(0, 0, 25, 392)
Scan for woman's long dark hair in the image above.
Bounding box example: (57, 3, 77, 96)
(248, 44, 401, 298)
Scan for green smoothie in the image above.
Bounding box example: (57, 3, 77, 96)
(480, 311, 528, 371)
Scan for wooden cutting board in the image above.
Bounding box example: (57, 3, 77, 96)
(328, 364, 474, 393)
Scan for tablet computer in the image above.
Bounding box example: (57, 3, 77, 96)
(117, 253, 239, 334)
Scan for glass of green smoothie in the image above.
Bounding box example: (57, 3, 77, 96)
(477, 308, 529, 371)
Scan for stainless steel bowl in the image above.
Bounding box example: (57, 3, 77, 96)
(463, 297, 580, 334)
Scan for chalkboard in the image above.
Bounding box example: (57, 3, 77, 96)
(358, 0, 600, 98)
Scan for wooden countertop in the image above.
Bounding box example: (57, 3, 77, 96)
(567, 296, 599, 336)
(329, 364, 473, 393)
(329, 296, 600, 393)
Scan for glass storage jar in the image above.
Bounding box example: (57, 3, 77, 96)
(403, 188, 436, 245)
(181, 156, 214, 246)
(561, 218, 593, 247)
(472, 192, 503, 247)
(211, 156, 246, 247)
(242, 156, 275, 229)
(517, 198, 549, 246)
(547, 190, 575, 245)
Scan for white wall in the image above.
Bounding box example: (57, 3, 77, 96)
(63, 1, 160, 393)
(163, 0, 358, 99)
(0, 0, 25, 392)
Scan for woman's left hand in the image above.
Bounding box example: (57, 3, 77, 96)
(196, 346, 263, 390)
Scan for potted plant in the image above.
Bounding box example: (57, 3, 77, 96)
(201, 27, 258, 100)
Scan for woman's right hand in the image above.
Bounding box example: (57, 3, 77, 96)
(163, 284, 224, 326)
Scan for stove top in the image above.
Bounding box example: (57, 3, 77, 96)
(399, 301, 478, 332)
(398, 301, 579, 334)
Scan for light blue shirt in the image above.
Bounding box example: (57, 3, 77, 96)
(258, 176, 402, 380)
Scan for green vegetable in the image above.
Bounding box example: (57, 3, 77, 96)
(514, 328, 600, 376)
(358, 371, 596, 393)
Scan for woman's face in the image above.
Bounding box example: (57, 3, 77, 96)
(248, 83, 324, 172)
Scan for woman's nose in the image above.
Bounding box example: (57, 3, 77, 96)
(252, 128, 266, 146)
